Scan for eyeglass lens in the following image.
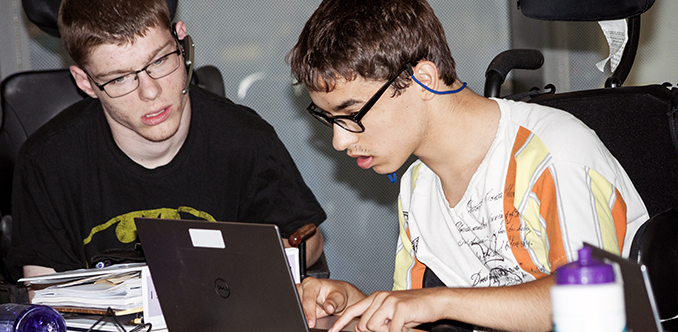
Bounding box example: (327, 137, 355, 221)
(307, 65, 407, 133)
(103, 50, 181, 98)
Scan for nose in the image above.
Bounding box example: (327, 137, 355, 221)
(137, 71, 161, 101)
(332, 125, 358, 151)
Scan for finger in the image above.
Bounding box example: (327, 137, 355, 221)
(329, 297, 374, 332)
(387, 306, 406, 332)
(357, 292, 390, 332)
(298, 279, 321, 327)
(365, 306, 394, 332)
(323, 288, 349, 315)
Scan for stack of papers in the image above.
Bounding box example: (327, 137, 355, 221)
(19, 263, 146, 315)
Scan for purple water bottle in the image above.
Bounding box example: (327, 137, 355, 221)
(551, 246, 626, 332)
(0, 304, 66, 332)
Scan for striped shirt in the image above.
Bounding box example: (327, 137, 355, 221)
(393, 98, 647, 291)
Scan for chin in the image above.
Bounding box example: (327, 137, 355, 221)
(141, 126, 180, 143)
(371, 165, 393, 175)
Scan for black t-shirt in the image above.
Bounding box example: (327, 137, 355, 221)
(8, 87, 325, 278)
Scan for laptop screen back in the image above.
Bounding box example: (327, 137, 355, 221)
(585, 243, 663, 332)
(135, 217, 310, 332)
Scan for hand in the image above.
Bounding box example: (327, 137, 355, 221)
(330, 288, 449, 332)
(296, 277, 366, 328)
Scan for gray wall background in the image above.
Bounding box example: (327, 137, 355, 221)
(0, 0, 676, 295)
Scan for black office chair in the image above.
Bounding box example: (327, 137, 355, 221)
(629, 208, 678, 331)
(484, 0, 678, 218)
(484, 1, 678, 330)
(0, 70, 86, 217)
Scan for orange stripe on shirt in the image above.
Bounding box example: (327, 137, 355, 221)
(504, 128, 547, 278)
(535, 168, 568, 271)
(411, 256, 427, 289)
(612, 188, 628, 253)
(405, 225, 427, 289)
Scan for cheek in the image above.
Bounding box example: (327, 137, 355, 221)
(172, 66, 188, 90)
(101, 98, 135, 122)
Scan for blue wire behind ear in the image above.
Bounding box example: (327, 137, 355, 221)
(405, 63, 467, 95)
(411, 76, 466, 95)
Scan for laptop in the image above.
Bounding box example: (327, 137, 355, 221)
(135, 217, 344, 332)
(585, 243, 664, 332)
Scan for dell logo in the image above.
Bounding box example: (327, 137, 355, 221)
(214, 278, 230, 299)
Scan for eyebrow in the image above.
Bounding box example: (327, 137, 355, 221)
(93, 40, 176, 80)
(333, 99, 364, 113)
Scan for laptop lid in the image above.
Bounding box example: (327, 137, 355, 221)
(135, 217, 327, 332)
(585, 243, 664, 332)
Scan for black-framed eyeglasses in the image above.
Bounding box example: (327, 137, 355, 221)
(87, 46, 182, 98)
(307, 65, 410, 133)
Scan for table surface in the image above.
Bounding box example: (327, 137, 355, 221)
(314, 316, 423, 331)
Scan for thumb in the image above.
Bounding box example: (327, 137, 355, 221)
(324, 290, 349, 314)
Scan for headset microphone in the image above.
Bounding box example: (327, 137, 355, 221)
(180, 34, 195, 95)
(172, 23, 195, 95)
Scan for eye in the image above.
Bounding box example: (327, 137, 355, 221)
(110, 75, 131, 85)
(152, 57, 167, 66)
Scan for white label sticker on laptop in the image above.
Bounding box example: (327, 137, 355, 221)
(188, 228, 226, 249)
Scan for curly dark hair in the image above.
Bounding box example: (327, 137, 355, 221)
(288, 0, 457, 95)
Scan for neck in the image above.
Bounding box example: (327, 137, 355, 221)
(415, 84, 500, 207)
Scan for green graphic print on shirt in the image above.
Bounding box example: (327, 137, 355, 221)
(83, 206, 217, 245)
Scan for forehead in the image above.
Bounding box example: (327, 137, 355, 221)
(308, 76, 388, 110)
(311, 76, 385, 97)
(85, 26, 174, 74)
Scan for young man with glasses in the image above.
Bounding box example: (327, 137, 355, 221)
(288, 0, 647, 331)
(9, 0, 326, 281)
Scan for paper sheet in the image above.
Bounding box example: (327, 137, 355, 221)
(596, 19, 628, 73)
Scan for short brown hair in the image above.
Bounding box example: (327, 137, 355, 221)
(58, 0, 172, 67)
(288, 0, 457, 95)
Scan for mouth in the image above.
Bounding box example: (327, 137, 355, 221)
(141, 106, 171, 126)
(354, 155, 373, 169)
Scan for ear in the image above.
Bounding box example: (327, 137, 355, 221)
(412, 61, 440, 101)
(69, 65, 99, 99)
(174, 20, 188, 40)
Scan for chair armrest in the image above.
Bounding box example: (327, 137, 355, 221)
(0, 283, 29, 304)
(287, 224, 330, 280)
(288, 223, 317, 247)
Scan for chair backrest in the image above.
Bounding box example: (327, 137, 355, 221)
(629, 208, 678, 324)
(22, 0, 179, 38)
(517, 0, 654, 21)
(0, 69, 87, 215)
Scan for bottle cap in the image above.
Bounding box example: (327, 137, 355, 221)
(15, 305, 66, 332)
(555, 246, 615, 285)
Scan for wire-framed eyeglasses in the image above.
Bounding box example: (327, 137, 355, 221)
(87, 46, 182, 98)
(306, 65, 409, 133)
